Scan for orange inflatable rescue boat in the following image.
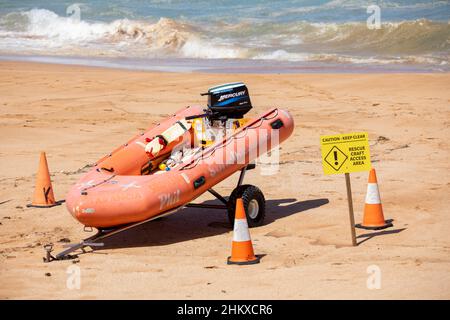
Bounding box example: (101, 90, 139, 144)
(65, 83, 294, 230)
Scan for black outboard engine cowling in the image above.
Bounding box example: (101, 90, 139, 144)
(203, 82, 252, 119)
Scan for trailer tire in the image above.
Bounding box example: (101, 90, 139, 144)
(227, 185, 266, 228)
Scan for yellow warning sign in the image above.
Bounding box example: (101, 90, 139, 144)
(320, 132, 372, 175)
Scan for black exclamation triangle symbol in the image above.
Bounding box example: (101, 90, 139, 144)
(334, 150, 338, 166)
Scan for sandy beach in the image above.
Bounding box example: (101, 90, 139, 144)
(0, 61, 449, 299)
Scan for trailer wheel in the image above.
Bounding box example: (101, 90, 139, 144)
(227, 185, 266, 228)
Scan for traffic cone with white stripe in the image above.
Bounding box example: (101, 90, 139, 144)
(227, 198, 260, 265)
(356, 168, 392, 230)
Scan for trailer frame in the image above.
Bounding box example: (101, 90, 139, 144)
(43, 164, 255, 262)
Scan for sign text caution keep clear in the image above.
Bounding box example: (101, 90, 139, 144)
(320, 132, 372, 175)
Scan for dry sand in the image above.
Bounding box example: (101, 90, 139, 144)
(0, 61, 449, 299)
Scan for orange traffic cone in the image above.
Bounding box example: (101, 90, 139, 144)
(227, 198, 260, 265)
(356, 168, 392, 230)
(27, 152, 61, 208)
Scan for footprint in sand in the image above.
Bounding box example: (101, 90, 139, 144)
(264, 230, 292, 238)
(283, 257, 298, 268)
(310, 238, 348, 248)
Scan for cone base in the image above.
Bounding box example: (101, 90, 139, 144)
(27, 200, 64, 208)
(227, 255, 261, 265)
(355, 221, 393, 230)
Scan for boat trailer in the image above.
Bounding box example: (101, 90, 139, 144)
(43, 164, 256, 262)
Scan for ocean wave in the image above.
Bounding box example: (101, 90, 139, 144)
(0, 9, 248, 59)
(252, 50, 448, 67)
(0, 9, 190, 50)
(301, 20, 450, 55)
(0, 8, 448, 66)
(209, 19, 450, 55)
(269, 0, 450, 18)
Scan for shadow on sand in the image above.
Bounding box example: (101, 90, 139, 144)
(94, 197, 330, 251)
(357, 224, 406, 246)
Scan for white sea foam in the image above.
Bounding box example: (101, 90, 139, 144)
(180, 37, 247, 59)
(253, 50, 310, 62)
(21, 9, 114, 41)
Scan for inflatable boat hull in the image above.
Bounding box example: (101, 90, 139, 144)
(65, 106, 294, 228)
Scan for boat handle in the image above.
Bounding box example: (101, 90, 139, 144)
(194, 176, 206, 189)
(270, 119, 284, 129)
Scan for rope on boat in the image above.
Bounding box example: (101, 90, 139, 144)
(81, 173, 117, 193)
(181, 109, 279, 171)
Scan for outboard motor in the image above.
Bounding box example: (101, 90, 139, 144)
(202, 82, 252, 120)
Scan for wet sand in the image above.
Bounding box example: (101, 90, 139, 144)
(0, 61, 449, 299)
